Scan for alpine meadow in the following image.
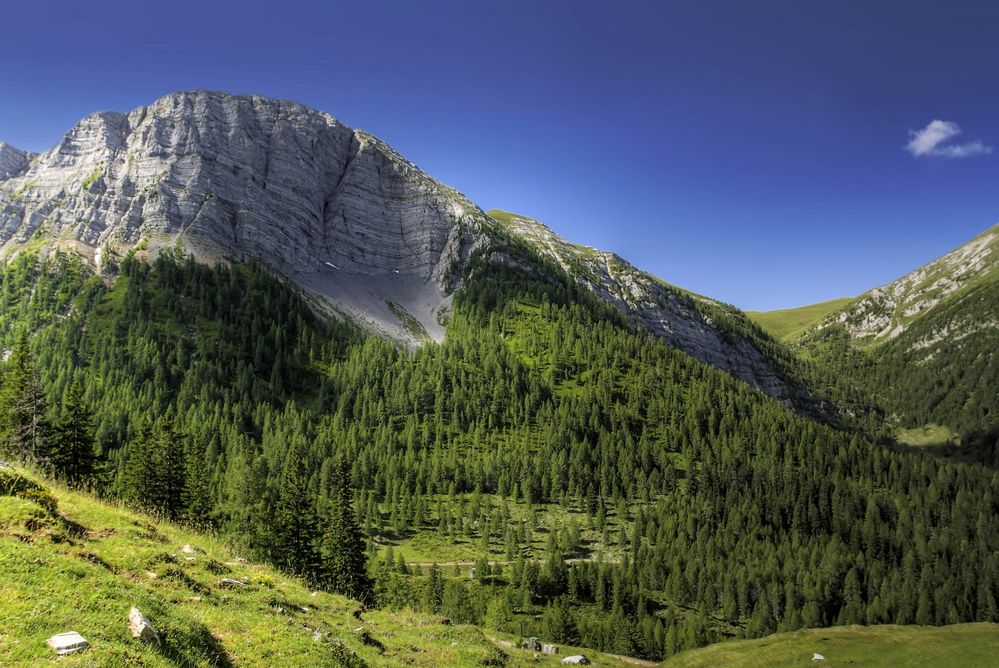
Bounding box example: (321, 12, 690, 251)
(1, 27, 998, 667)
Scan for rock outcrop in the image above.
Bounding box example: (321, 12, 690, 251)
(0, 141, 33, 180)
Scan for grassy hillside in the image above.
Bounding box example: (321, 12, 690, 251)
(664, 623, 999, 667)
(746, 297, 855, 341)
(0, 465, 643, 667)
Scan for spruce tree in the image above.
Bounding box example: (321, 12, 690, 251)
(0, 335, 54, 467)
(182, 436, 213, 526)
(122, 414, 187, 519)
(154, 413, 187, 520)
(272, 439, 320, 581)
(424, 563, 444, 613)
(319, 456, 372, 602)
(53, 381, 98, 487)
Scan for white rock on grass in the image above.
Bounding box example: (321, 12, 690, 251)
(128, 607, 160, 644)
(47, 631, 88, 655)
(219, 577, 247, 588)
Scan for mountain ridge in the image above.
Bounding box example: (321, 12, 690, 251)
(750, 222, 999, 346)
(1, 89, 816, 411)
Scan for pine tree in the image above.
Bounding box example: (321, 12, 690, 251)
(52, 381, 98, 486)
(319, 456, 372, 602)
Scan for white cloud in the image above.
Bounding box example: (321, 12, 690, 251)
(906, 119, 992, 158)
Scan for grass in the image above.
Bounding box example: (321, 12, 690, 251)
(0, 466, 644, 667)
(374, 493, 632, 567)
(663, 623, 999, 667)
(896, 423, 959, 447)
(746, 297, 855, 341)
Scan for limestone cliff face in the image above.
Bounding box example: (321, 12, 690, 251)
(1, 90, 811, 406)
(0, 91, 487, 283)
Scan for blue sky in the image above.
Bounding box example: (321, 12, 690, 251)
(2, 1, 997, 310)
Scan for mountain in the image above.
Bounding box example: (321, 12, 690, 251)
(0, 90, 815, 411)
(0, 91, 486, 346)
(752, 223, 999, 453)
(2, 91, 999, 664)
(812, 222, 998, 346)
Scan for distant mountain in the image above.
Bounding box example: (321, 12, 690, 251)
(0, 90, 816, 411)
(815, 223, 998, 345)
(753, 224, 999, 453)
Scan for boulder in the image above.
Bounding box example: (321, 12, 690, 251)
(128, 607, 160, 644)
(47, 631, 88, 655)
(561, 656, 591, 665)
(219, 577, 247, 589)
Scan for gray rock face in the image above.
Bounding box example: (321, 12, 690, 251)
(0, 141, 33, 180)
(0, 90, 808, 403)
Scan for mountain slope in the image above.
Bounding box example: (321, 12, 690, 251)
(1, 233, 998, 661)
(487, 210, 822, 413)
(746, 297, 855, 341)
(1, 90, 816, 410)
(0, 465, 644, 667)
(817, 223, 998, 346)
(764, 223, 999, 453)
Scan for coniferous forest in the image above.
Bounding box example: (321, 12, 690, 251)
(1, 243, 997, 662)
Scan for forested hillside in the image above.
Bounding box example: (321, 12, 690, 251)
(1, 242, 997, 662)
(746, 225, 999, 465)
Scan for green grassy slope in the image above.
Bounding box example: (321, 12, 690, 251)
(746, 297, 855, 341)
(664, 623, 999, 667)
(0, 466, 647, 667)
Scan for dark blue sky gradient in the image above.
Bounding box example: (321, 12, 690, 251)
(2, 0, 997, 309)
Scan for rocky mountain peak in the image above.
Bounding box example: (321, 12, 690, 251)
(0, 91, 491, 346)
